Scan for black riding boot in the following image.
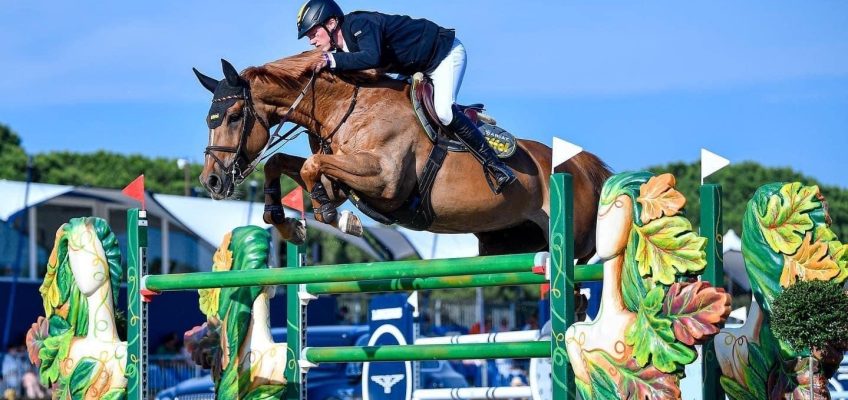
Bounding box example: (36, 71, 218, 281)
(447, 106, 516, 194)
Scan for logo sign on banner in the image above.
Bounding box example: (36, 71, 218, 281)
(363, 294, 415, 400)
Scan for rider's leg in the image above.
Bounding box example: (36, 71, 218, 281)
(429, 38, 515, 194)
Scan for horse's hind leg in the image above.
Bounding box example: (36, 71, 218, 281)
(262, 153, 308, 244)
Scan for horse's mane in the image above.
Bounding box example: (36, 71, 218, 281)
(242, 50, 387, 91)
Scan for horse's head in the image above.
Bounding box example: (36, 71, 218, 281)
(193, 60, 271, 200)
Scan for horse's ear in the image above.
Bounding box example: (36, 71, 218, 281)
(193, 68, 219, 93)
(221, 59, 241, 87)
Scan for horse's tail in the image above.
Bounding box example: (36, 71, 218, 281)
(554, 151, 613, 198)
(552, 151, 612, 263)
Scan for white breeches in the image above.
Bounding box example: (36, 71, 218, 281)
(427, 38, 467, 125)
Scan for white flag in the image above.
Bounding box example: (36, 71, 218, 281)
(701, 148, 730, 184)
(552, 137, 583, 174)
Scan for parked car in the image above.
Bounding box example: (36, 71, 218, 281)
(156, 324, 468, 400)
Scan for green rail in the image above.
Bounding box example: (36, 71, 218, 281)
(304, 341, 551, 363)
(144, 253, 537, 292)
(305, 263, 604, 294)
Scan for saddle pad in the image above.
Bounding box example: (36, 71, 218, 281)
(410, 73, 516, 159)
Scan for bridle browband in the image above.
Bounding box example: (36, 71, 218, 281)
(203, 70, 359, 186)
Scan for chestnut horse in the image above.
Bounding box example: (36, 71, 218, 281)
(193, 50, 611, 258)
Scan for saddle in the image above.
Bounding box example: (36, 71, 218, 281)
(410, 73, 516, 158)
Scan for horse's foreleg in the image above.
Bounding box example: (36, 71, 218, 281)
(263, 153, 308, 244)
(300, 153, 388, 228)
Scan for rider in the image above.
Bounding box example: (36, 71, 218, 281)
(296, 0, 516, 194)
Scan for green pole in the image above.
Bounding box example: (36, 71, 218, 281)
(304, 341, 551, 363)
(550, 173, 576, 399)
(305, 265, 604, 295)
(700, 184, 725, 400)
(144, 253, 538, 291)
(285, 240, 306, 400)
(126, 209, 148, 400)
(306, 272, 546, 294)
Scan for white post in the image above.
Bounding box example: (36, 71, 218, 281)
(28, 207, 37, 279)
(161, 219, 170, 274)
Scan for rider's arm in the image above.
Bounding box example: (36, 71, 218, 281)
(331, 17, 382, 71)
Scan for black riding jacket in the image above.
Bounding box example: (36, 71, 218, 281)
(331, 11, 455, 75)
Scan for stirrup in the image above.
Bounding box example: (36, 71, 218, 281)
(338, 210, 363, 237)
(483, 163, 516, 195)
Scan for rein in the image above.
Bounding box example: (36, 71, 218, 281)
(205, 71, 360, 184)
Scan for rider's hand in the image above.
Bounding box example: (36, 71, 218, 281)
(314, 52, 331, 72)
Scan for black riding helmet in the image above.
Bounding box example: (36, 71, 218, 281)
(296, 0, 344, 39)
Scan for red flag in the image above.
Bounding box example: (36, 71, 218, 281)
(281, 188, 305, 219)
(122, 175, 146, 210)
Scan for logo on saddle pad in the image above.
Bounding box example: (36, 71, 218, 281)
(410, 73, 516, 158)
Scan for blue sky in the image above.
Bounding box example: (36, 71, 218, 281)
(1, 1, 846, 187)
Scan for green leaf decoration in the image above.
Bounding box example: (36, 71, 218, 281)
(815, 225, 838, 243)
(100, 389, 126, 400)
(68, 357, 100, 400)
(756, 182, 820, 255)
(622, 229, 650, 312)
(634, 216, 707, 285)
(742, 342, 770, 400)
(661, 282, 729, 345)
(833, 243, 848, 283)
(586, 359, 620, 400)
(39, 315, 73, 385)
(244, 384, 286, 400)
(625, 287, 696, 373)
(576, 380, 594, 400)
(720, 376, 759, 400)
(216, 361, 239, 400)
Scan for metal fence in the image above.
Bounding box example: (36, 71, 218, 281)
(146, 354, 208, 396)
(0, 352, 206, 400)
(336, 295, 540, 332)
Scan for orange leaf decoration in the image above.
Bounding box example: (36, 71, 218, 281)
(638, 174, 686, 224)
(779, 232, 840, 287)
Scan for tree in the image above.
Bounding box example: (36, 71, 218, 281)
(647, 161, 847, 239)
(0, 124, 28, 181)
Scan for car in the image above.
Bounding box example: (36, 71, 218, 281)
(155, 324, 468, 400)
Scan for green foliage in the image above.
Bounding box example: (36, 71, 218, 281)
(771, 280, 848, 352)
(0, 123, 28, 180)
(646, 161, 848, 240)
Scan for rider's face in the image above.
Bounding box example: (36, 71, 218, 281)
(306, 18, 338, 51)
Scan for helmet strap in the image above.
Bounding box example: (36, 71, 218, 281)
(321, 24, 341, 52)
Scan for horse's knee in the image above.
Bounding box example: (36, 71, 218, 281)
(300, 157, 321, 182)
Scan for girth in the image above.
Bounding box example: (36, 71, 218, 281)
(339, 139, 449, 231)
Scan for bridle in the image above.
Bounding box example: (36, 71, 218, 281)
(204, 73, 315, 185)
(203, 70, 360, 185)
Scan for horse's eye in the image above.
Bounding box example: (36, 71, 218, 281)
(228, 112, 243, 124)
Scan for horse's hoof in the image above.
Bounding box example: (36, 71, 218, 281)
(315, 203, 337, 224)
(288, 218, 307, 245)
(339, 210, 363, 237)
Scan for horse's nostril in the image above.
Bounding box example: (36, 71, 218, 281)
(207, 174, 222, 194)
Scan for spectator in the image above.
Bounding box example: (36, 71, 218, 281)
(336, 305, 351, 324)
(2, 345, 23, 397)
(521, 314, 539, 331)
(497, 317, 511, 333)
(156, 332, 181, 355)
(21, 372, 47, 399)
